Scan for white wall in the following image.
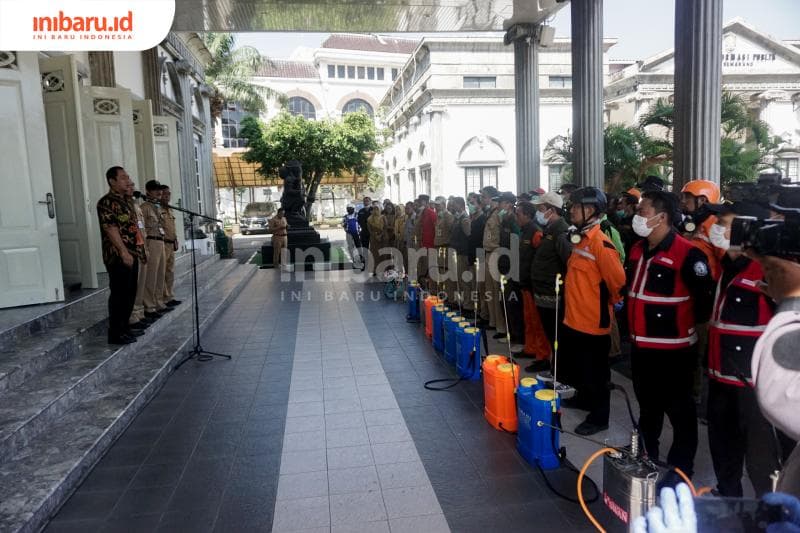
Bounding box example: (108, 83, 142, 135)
(113, 51, 145, 99)
(539, 102, 572, 190)
(442, 103, 517, 197)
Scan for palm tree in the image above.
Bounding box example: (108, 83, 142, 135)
(203, 33, 282, 120)
(542, 125, 671, 192)
(638, 92, 783, 184)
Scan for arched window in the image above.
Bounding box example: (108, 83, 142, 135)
(287, 96, 316, 119)
(342, 98, 374, 117)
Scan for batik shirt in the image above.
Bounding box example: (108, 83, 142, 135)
(97, 191, 145, 265)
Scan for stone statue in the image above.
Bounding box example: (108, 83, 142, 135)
(278, 160, 307, 227)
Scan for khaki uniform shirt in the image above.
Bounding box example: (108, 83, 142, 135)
(162, 206, 177, 243)
(394, 213, 407, 246)
(140, 198, 164, 239)
(483, 208, 501, 251)
(434, 209, 454, 247)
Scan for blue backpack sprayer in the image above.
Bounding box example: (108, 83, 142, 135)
(423, 254, 482, 390)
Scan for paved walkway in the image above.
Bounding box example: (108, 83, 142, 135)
(45, 267, 720, 532)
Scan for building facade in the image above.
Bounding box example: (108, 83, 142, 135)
(605, 19, 800, 182)
(0, 34, 215, 309)
(214, 33, 417, 221)
(379, 36, 617, 202)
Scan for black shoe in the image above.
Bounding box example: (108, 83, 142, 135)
(126, 329, 145, 337)
(575, 421, 608, 436)
(144, 311, 162, 320)
(108, 334, 136, 345)
(525, 360, 551, 372)
(492, 332, 506, 340)
(130, 321, 150, 330)
(166, 299, 182, 307)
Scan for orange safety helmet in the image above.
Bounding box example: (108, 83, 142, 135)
(624, 187, 642, 200)
(681, 180, 720, 203)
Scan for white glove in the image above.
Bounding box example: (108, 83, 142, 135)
(632, 483, 697, 533)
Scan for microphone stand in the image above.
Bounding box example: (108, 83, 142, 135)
(147, 199, 232, 368)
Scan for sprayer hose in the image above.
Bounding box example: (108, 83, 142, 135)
(578, 447, 615, 533)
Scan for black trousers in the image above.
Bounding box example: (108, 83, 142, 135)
(631, 346, 697, 475)
(107, 258, 139, 339)
(504, 280, 524, 345)
(707, 379, 793, 496)
(560, 325, 611, 426)
(537, 304, 564, 353)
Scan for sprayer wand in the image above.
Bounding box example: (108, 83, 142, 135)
(552, 273, 563, 392)
(499, 274, 516, 388)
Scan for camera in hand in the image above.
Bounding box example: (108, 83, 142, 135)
(694, 497, 788, 532)
(726, 173, 787, 207)
(730, 185, 800, 259)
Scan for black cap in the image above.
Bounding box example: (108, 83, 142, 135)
(517, 192, 533, 201)
(145, 179, 162, 191)
(558, 183, 578, 195)
(481, 185, 499, 198)
(492, 192, 517, 204)
(637, 175, 665, 192)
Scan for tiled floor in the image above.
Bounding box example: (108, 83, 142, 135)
(270, 279, 449, 533)
(45, 267, 722, 532)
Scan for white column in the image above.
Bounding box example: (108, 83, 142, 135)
(673, 0, 723, 188)
(571, 0, 604, 188)
(506, 24, 541, 193)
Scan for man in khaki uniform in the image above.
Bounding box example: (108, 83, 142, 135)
(433, 196, 454, 299)
(448, 197, 471, 310)
(269, 208, 289, 267)
(482, 189, 505, 337)
(160, 185, 181, 307)
(141, 180, 169, 318)
(129, 191, 150, 329)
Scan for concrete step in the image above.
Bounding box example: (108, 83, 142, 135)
(0, 252, 212, 353)
(0, 254, 219, 395)
(0, 260, 255, 533)
(0, 257, 234, 463)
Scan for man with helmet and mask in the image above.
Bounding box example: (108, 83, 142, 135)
(561, 187, 626, 436)
(681, 180, 724, 281)
(626, 190, 714, 481)
(703, 200, 790, 497)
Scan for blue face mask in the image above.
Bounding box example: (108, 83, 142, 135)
(535, 210, 548, 226)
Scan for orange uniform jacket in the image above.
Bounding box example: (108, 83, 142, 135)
(564, 224, 627, 336)
(686, 215, 724, 281)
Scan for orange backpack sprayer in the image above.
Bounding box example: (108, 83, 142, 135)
(482, 275, 521, 432)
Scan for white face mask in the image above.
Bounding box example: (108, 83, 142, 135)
(709, 223, 730, 251)
(632, 214, 659, 237)
(535, 210, 548, 226)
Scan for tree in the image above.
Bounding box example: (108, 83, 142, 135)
(638, 92, 783, 185)
(543, 124, 671, 192)
(239, 111, 382, 219)
(203, 33, 282, 120)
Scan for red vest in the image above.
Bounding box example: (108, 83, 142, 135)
(627, 234, 697, 350)
(708, 258, 773, 387)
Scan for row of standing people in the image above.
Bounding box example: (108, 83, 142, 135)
(346, 177, 794, 497)
(96, 167, 182, 345)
